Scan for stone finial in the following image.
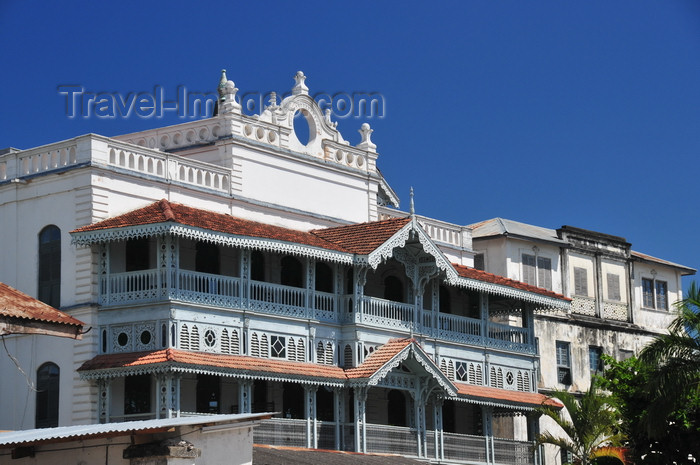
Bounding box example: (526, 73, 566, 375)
(292, 71, 309, 95)
(268, 91, 278, 109)
(410, 187, 415, 216)
(217, 69, 241, 114)
(324, 108, 337, 128)
(357, 123, 376, 151)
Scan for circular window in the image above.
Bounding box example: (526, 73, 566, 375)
(140, 330, 152, 345)
(204, 329, 216, 347)
(117, 332, 129, 347)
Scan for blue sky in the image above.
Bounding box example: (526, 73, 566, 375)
(1, 1, 699, 285)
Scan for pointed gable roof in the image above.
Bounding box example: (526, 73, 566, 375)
(311, 217, 411, 255)
(346, 338, 457, 396)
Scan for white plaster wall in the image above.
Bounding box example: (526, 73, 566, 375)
(600, 259, 627, 303)
(568, 253, 595, 297)
(505, 239, 562, 295)
(632, 261, 682, 332)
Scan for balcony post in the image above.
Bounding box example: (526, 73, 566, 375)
(333, 387, 345, 451)
(99, 243, 110, 305)
(240, 249, 250, 309)
(156, 373, 180, 419)
(306, 257, 315, 319)
(353, 268, 367, 324)
(480, 293, 489, 344)
(527, 412, 541, 465)
(481, 406, 494, 465)
(97, 378, 111, 424)
(353, 386, 367, 453)
(238, 380, 253, 413)
(433, 397, 444, 461)
(304, 385, 318, 449)
(431, 279, 439, 337)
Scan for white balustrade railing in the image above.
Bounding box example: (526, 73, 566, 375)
(100, 269, 534, 354)
(487, 322, 534, 353)
(365, 423, 418, 456)
(100, 269, 163, 305)
(249, 280, 307, 318)
(360, 296, 414, 329)
(443, 432, 489, 463)
(313, 291, 337, 321)
(493, 437, 536, 465)
(175, 270, 241, 307)
(106, 140, 231, 194)
(253, 418, 307, 448)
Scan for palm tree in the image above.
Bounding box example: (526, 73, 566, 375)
(638, 281, 700, 435)
(536, 377, 625, 465)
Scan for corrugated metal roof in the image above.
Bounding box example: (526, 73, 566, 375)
(631, 250, 696, 275)
(469, 218, 568, 245)
(0, 413, 272, 448)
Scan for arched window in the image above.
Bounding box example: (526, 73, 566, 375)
(195, 241, 220, 275)
(280, 256, 303, 288)
(315, 262, 333, 293)
(387, 390, 406, 426)
(38, 226, 61, 308)
(36, 362, 59, 428)
(384, 276, 403, 302)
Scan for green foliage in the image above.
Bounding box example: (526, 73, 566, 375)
(536, 377, 624, 465)
(599, 354, 700, 464)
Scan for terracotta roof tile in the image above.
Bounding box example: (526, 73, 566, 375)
(311, 217, 411, 255)
(78, 349, 347, 380)
(345, 338, 414, 379)
(0, 282, 84, 327)
(72, 200, 350, 253)
(455, 382, 561, 408)
(452, 264, 570, 301)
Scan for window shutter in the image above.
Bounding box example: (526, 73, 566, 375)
(574, 267, 588, 296)
(537, 257, 552, 290)
(522, 254, 536, 285)
(607, 273, 621, 301)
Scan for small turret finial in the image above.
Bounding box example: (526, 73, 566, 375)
(218, 69, 228, 91)
(217, 69, 241, 114)
(292, 71, 309, 95)
(410, 187, 415, 216)
(357, 123, 377, 152)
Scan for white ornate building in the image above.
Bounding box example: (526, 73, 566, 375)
(0, 70, 689, 465)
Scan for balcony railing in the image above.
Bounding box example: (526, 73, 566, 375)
(253, 419, 535, 464)
(100, 269, 534, 353)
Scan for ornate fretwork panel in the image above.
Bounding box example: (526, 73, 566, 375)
(603, 301, 628, 321)
(571, 296, 596, 316)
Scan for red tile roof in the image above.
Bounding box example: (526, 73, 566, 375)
(0, 282, 84, 328)
(311, 217, 411, 255)
(78, 348, 347, 380)
(455, 382, 561, 408)
(72, 200, 351, 253)
(452, 264, 570, 301)
(346, 338, 414, 379)
(72, 201, 569, 302)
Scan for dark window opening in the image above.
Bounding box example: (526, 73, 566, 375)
(125, 237, 150, 272)
(251, 251, 265, 281)
(196, 374, 220, 414)
(439, 286, 451, 314)
(38, 225, 61, 308)
(124, 375, 151, 415)
(281, 256, 303, 288)
(442, 399, 456, 433)
(474, 253, 485, 271)
(252, 381, 271, 413)
(35, 362, 59, 428)
(315, 262, 333, 293)
(195, 241, 220, 274)
(387, 390, 406, 426)
(317, 387, 334, 422)
(282, 382, 304, 419)
(384, 276, 404, 303)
